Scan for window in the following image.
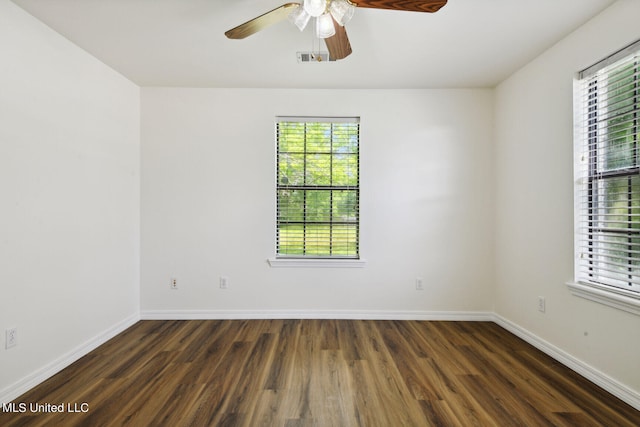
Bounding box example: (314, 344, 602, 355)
(275, 117, 359, 259)
(574, 40, 640, 302)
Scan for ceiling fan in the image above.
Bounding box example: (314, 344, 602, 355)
(225, 0, 448, 61)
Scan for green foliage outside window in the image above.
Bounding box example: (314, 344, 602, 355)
(585, 59, 640, 290)
(276, 120, 359, 258)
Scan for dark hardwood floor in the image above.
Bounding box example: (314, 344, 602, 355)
(1, 320, 638, 426)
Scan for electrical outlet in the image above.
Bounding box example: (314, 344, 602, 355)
(416, 277, 424, 290)
(6, 328, 17, 349)
(538, 296, 546, 313)
(170, 278, 178, 290)
(220, 276, 229, 289)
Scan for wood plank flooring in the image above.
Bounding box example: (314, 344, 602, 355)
(1, 320, 639, 426)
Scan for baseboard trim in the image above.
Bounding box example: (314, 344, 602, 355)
(140, 309, 494, 321)
(492, 313, 640, 411)
(0, 312, 140, 405)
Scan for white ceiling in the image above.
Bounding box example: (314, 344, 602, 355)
(13, 0, 616, 88)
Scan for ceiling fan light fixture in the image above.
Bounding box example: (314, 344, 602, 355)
(315, 12, 336, 38)
(288, 5, 311, 31)
(329, 0, 355, 26)
(304, 0, 327, 18)
(226, 0, 449, 61)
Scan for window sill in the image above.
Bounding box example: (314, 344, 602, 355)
(566, 281, 640, 316)
(267, 258, 367, 268)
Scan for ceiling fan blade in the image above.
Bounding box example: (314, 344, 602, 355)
(325, 18, 352, 60)
(225, 3, 300, 39)
(351, 0, 447, 13)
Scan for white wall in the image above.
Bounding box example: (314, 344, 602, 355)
(0, 0, 140, 400)
(140, 88, 494, 317)
(494, 0, 640, 398)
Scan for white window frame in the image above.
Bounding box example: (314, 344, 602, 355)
(268, 116, 366, 268)
(570, 39, 640, 315)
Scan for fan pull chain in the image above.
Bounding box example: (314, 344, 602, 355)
(310, 24, 323, 62)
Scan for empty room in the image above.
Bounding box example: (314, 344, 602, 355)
(1, 0, 640, 425)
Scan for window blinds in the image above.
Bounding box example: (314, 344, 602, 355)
(575, 40, 640, 294)
(276, 117, 360, 258)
